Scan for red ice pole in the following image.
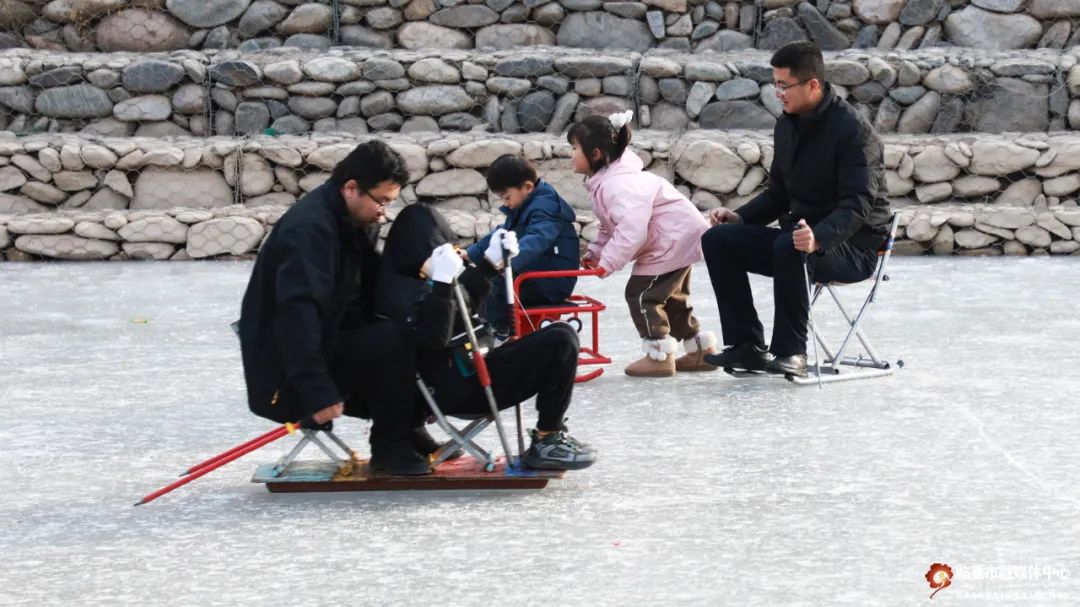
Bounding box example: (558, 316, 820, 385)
(134, 422, 298, 506)
(180, 425, 287, 476)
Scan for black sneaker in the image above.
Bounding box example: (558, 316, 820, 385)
(765, 354, 807, 377)
(410, 426, 463, 461)
(370, 439, 432, 476)
(522, 428, 597, 471)
(703, 342, 769, 371)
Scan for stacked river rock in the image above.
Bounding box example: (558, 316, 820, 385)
(1, 1, 1078, 54)
(3, 131, 1080, 259)
(1, 47, 1080, 136)
(1, 0, 1079, 259)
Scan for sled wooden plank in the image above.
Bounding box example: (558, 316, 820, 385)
(252, 457, 563, 493)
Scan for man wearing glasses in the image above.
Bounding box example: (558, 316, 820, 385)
(238, 140, 435, 475)
(700, 41, 891, 377)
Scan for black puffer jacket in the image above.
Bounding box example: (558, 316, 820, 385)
(736, 83, 891, 252)
(238, 180, 379, 423)
(375, 204, 498, 402)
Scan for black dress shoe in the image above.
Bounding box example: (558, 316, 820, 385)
(703, 342, 769, 371)
(370, 439, 433, 476)
(765, 354, 807, 377)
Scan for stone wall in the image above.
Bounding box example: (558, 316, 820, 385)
(2, 46, 1079, 138)
(1, 0, 1078, 54)
(3, 130, 1080, 260)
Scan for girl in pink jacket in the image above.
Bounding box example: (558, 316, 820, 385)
(568, 111, 719, 377)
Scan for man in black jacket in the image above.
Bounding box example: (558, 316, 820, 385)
(701, 41, 891, 377)
(237, 140, 430, 475)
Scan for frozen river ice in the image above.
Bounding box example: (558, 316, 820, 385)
(1, 258, 1079, 605)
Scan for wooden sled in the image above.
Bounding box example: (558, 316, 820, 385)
(252, 456, 564, 493)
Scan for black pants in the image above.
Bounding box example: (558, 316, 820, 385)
(432, 323, 579, 432)
(701, 224, 877, 357)
(484, 275, 552, 335)
(328, 320, 420, 445)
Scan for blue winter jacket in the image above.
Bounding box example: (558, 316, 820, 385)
(466, 179, 579, 303)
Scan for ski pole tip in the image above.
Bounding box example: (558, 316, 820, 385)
(133, 500, 145, 507)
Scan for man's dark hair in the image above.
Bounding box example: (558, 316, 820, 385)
(485, 154, 538, 192)
(770, 41, 825, 83)
(331, 140, 409, 190)
(567, 114, 632, 174)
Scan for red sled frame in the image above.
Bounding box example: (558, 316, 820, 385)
(512, 268, 612, 382)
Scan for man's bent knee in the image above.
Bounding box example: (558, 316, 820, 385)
(543, 321, 580, 348)
(701, 223, 740, 254)
(771, 231, 801, 264)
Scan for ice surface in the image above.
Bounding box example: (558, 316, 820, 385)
(2, 259, 1079, 605)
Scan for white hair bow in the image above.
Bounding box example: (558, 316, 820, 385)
(608, 110, 634, 131)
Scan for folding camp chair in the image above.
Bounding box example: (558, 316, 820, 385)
(512, 268, 612, 382)
(790, 213, 904, 386)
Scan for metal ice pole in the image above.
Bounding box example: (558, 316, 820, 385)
(803, 254, 823, 390)
(502, 243, 526, 459)
(452, 282, 518, 470)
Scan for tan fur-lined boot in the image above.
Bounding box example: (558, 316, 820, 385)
(675, 331, 719, 372)
(625, 336, 678, 377)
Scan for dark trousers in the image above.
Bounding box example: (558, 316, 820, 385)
(483, 275, 553, 335)
(484, 274, 573, 336)
(701, 224, 877, 357)
(328, 320, 420, 445)
(434, 323, 579, 432)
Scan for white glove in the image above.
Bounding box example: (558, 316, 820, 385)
(502, 230, 519, 259)
(484, 228, 519, 269)
(429, 243, 464, 284)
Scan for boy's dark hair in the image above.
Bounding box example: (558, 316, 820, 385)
(567, 114, 632, 174)
(331, 140, 409, 190)
(770, 41, 825, 83)
(485, 154, 538, 192)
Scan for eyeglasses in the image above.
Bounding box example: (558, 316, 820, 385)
(773, 78, 813, 93)
(362, 189, 393, 208)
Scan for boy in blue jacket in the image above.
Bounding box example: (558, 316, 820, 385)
(467, 154, 580, 339)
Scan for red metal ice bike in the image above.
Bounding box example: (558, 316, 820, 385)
(511, 268, 612, 382)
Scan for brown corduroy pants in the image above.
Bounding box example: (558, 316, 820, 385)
(623, 266, 701, 341)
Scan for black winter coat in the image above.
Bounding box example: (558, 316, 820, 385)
(238, 180, 379, 423)
(375, 204, 498, 405)
(736, 83, 891, 252)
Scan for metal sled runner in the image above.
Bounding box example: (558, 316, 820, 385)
(790, 213, 904, 386)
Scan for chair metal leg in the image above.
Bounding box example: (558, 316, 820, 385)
(431, 418, 492, 467)
(417, 376, 497, 470)
(270, 429, 357, 477)
(271, 433, 314, 477)
(826, 285, 886, 367)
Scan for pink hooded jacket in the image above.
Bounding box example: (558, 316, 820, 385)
(585, 149, 709, 277)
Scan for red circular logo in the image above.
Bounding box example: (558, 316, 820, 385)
(926, 563, 954, 599)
